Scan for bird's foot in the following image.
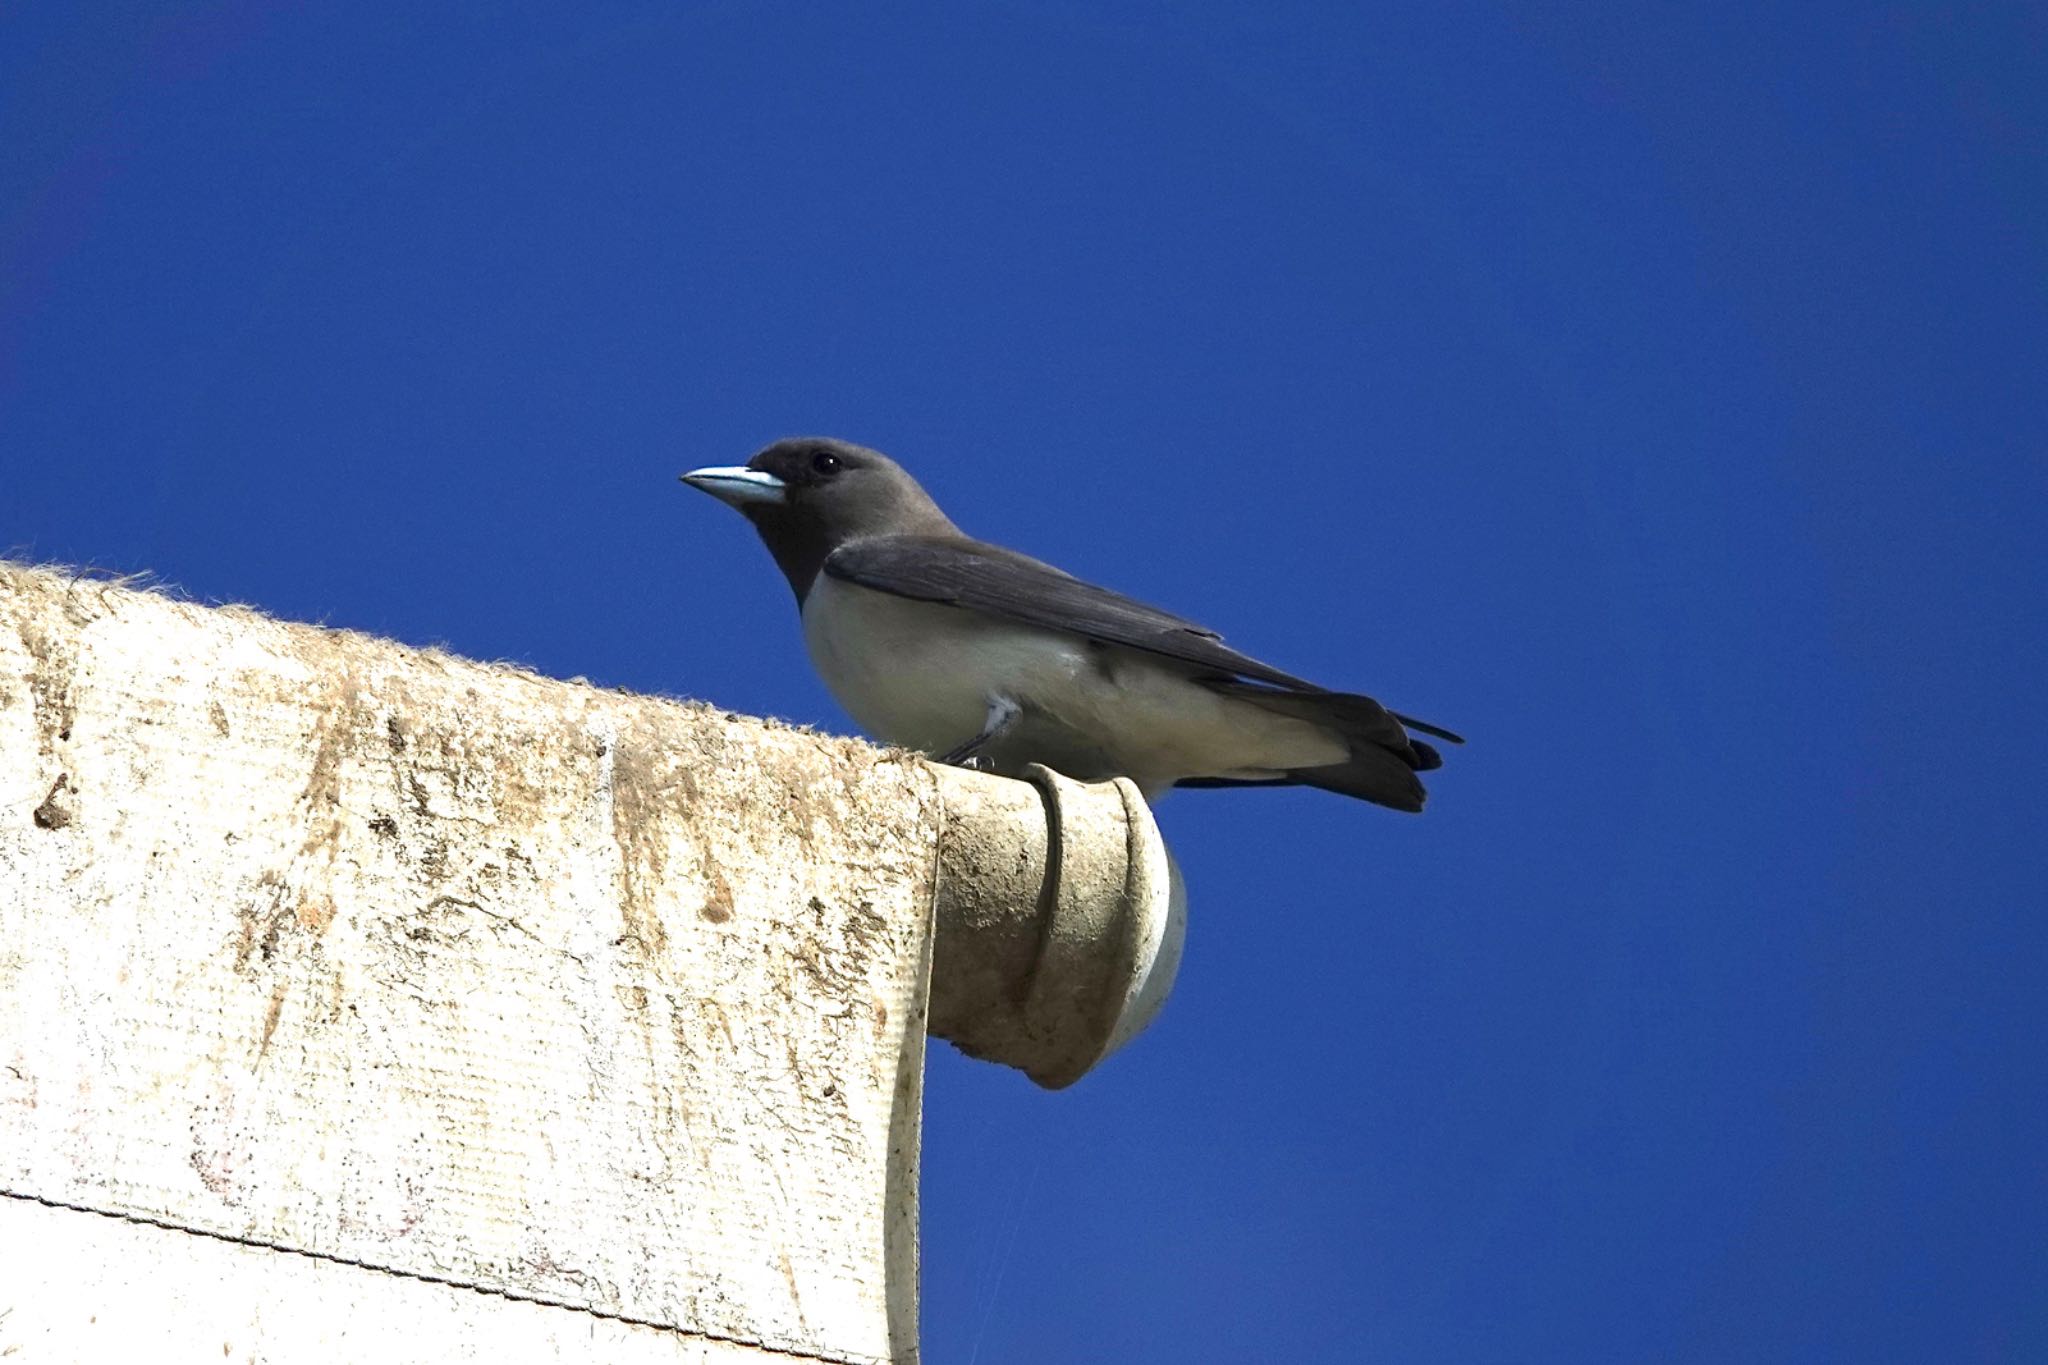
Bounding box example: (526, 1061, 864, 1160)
(936, 695, 1022, 768)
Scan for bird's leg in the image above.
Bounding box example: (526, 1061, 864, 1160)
(937, 695, 1022, 769)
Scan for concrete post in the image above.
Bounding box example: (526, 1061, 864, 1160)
(0, 563, 1182, 1363)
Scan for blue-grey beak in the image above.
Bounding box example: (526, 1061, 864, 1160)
(680, 465, 787, 508)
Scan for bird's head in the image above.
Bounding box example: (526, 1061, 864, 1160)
(681, 437, 957, 600)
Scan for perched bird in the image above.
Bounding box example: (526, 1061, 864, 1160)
(681, 438, 1460, 811)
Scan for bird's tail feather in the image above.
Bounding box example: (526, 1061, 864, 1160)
(1194, 679, 1449, 812)
(1172, 750, 1427, 812)
(1288, 748, 1427, 812)
(1390, 711, 1465, 745)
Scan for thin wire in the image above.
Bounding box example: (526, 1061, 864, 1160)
(967, 1152, 1044, 1365)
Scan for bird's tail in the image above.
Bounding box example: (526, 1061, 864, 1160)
(1189, 681, 1460, 813)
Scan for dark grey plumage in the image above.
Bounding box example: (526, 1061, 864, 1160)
(682, 437, 1460, 812)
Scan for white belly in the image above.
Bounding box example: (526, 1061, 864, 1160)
(802, 574, 1084, 751)
(800, 574, 1346, 792)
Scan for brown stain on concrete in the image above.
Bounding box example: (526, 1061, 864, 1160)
(484, 707, 564, 829)
(694, 997, 736, 1052)
(226, 666, 353, 985)
(240, 662, 364, 970)
(777, 1247, 812, 1339)
(18, 610, 84, 828)
(295, 897, 335, 934)
(296, 672, 357, 842)
(698, 865, 734, 923)
(234, 871, 296, 974)
(19, 619, 79, 753)
(256, 980, 289, 1060)
(31, 772, 73, 830)
(606, 718, 672, 959)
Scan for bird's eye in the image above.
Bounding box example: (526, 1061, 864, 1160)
(810, 451, 842, 476)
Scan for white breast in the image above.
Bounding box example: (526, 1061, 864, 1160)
(801, 573, 1091, 754)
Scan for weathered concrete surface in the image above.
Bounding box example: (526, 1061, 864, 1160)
(0, 1194, 783, 1362)
(0, 562, 1191, 1362)
(0, 564, 937, 1364)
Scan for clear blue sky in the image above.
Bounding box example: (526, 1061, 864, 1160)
(5, 4, 2042, 1360)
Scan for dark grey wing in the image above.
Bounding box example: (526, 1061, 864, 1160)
(826, 538, 1463, 739)
(822, 534, 1321, 690)
(824, 534, 1463, 806)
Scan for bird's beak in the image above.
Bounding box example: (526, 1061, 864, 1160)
(679, 465, 787, 508)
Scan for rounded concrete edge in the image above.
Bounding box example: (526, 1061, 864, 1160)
(926, 763, 1186, 1089)
(1100, 776, 1187, 1061)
